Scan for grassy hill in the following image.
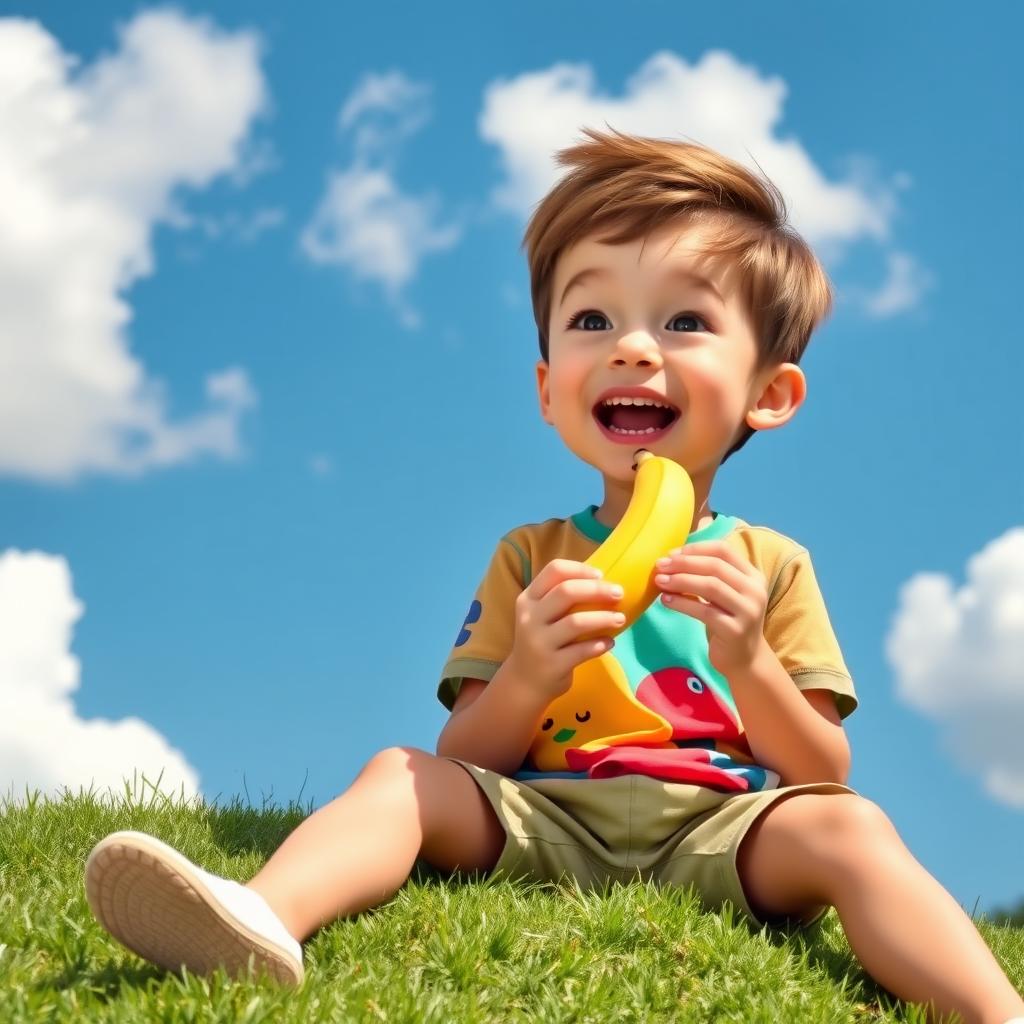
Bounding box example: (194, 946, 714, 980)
(1, 780, 1020, 1023)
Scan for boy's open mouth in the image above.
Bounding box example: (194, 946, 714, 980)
(593, 397, 680, 443)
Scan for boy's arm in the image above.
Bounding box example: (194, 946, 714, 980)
(734, 541, 857, 786)
(656, 538, 855, 786)
(435, 665, 549, 777)
(731, 640, 851, 786)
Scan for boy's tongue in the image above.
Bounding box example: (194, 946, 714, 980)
(608, 405, 667, 431)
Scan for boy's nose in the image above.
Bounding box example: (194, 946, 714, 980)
(611, 331, 663, 365)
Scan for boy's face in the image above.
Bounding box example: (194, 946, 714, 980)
(536, 220, 805, 485)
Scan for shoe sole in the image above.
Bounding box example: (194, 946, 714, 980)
(84, 830, 304, 986)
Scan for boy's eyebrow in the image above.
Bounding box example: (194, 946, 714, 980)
(558, 265, 724, 308)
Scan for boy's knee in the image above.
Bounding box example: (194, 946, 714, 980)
(823, 794, 903, 865)
(363, 745, 435, 779)
(833, 795, 897, 836)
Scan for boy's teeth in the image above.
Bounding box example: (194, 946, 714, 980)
(596, 395, 677, 435)
(601, 397, 672, 409)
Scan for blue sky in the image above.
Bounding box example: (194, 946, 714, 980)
(2, 0, 1022, 920)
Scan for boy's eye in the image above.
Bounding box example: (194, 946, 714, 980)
(565, 310, 609, 331)
(565, 309, 708, 332)
(668, 313, 706, 332)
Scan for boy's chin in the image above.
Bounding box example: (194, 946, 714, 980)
(592, 446, 669, 480)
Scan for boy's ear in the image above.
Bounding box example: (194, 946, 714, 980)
(745, 362, 806, 432)
(536, 359, 552, 425)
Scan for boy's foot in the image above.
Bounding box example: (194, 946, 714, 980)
(84, 830, 304, 986)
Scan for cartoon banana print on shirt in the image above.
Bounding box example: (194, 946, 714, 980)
(528, 652, 673, 771)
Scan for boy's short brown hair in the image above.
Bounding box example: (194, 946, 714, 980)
(521, 125, 834, 460)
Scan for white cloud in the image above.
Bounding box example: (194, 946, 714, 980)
(861, 249, 935, 317)
(0, 10, 267, 483)
(477, 49, 920, 316)
(176, 205, 286, 244)
(338, 69, 432, 152)
(300, 71, 463, 329)
(302, 165, 460, 328)
(885, 527, 1024, 809)
(0, 549, 200, 805)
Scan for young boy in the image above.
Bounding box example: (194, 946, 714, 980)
(84, 127, 1023, 1024)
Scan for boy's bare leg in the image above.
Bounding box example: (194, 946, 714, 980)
(736, 792, 1024, 1024)
(245, 747, 506, 942)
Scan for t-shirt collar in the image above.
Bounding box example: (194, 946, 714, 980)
(570, 504, 737, 544)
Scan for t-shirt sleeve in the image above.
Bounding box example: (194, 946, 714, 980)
(436, 533, 528, 711)
(763, 548, 859, 720)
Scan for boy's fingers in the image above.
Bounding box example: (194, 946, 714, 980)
(669, 554, 752, 595)
(683, 541, 759, 578)
(664, 592, 712, 616)
(530, 559, 598, 599)
(660, 572, 734, 613)
(539, 579, 619, 625)
(657, 548, 762, 600)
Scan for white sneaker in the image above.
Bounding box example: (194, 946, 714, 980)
(84, 830, 304, 985)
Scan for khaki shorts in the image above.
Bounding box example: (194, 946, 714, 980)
(445, 757, 857, 932)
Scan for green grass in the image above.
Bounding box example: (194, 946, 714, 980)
(2, 775, 1021, 1023)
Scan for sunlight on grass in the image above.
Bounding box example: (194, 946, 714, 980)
(0, 774, 1019, 1022)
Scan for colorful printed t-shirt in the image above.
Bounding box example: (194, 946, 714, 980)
(437, 507, 858, 792)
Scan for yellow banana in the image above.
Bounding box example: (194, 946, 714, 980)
(576, 449, 694, 641)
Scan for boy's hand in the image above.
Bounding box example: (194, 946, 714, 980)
(653, 540, 769, 679)
(506, 559, 624, 701)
